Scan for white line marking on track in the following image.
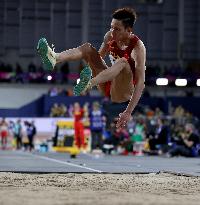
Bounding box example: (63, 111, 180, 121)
(30, 154, 103, 173)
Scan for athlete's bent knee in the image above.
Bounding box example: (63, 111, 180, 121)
(85, 43, 97, 53)
(117, 57, 129, 67)
(81, 42, 97, 60)
(82, 42, 92, 51)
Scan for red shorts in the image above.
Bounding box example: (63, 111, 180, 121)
(105, 81, 111, 97)
(1, 130, 8, 138)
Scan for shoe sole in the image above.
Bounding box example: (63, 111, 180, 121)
(73, 66, 92, 96)
(37, 38, 53, 70)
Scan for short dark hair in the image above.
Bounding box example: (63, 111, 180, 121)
(112, 8, 137, 28)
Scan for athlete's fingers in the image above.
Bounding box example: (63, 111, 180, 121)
(116, 115, 126, 128)
(116, 118, 122, 128)
(117, 121, 126, 129)
(116, 113, 122, 128)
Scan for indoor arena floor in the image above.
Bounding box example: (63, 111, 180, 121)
(0, 150, 200, 176)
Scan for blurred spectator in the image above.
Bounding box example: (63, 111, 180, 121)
(173, 106, 188, 124)
(66, 88, 73, 96)
(73, 102, 85, 150)
(131, 118, 145, 143)
(127, 116, 136, 134)
(146, 107, 155, 118)
(98, 103, 200, 156)
(167, 123, 200, 157)
(174, 105, 185, 118)
(0, 118, 9, 149)
(145, 115, 157, 139)
(48, 87, 59, 97)
(60, 103, 67, 117)
(50, 103, 60, 117)
(89, 101, 104, 151)
(155, 107, 164, 117)
(49, 103, 69, 117)
(103, 118, 130, 154)
(131, 118, 145, 155)
(13, 119, 22, 150)
(68, 104, 74, 118)
(24, 121, 37, 152)
(114, 127, 130, 155)
(145, 118, 169, 155)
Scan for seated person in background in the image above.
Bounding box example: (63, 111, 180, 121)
(50, 103, 61, 117)
(103, 118, 129, 154)
(147, 118, 169, 155)
(167, 123, 200, 157)
(60, 103, 68, 117)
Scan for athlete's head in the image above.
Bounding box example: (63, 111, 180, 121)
(74, 102, 80, 111)
(111, 7, 137, 41)
(185, 123, 194, 134)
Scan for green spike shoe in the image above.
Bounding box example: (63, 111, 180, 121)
(37, 38, 56, 70)
(73, 66, 92, 96)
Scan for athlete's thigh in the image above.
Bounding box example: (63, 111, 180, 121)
(110, 64, 134, 102)
(89, 56, 107, 94)
(86, 45, 108, 77)
(84, 45, 109, 95)
(112, 62, 133, 87)
(88, 54, 109, 94)
(90, 57, 108, 76)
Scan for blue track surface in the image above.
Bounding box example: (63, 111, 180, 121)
(0, 150, 200, 176)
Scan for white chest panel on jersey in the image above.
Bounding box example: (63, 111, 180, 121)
(109, 54, 116, 65)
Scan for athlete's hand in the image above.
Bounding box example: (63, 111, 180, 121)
(116, 110, 132, 129)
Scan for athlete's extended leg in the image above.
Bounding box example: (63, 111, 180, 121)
(87, 57, 134, 102)
(37, 38, 106, 73)
(74, 57, 130, 96)
(90, 57, 130, 86)
(72, 43, 109, 95)
(56, 42, 108, 77)
(37, 38, 57, 70)
(37, 38, 107, 93)
(37, 38, 88, 70)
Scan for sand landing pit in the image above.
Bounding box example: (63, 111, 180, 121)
(0, 172, 200, 205)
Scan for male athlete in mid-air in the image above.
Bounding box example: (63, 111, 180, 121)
(37, 7, 146, 129)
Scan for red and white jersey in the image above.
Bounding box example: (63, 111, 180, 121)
(107, 34, 140, 85)
(74, 109, 84, 123)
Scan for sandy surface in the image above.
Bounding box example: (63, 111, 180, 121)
(0, 172, 200, 205)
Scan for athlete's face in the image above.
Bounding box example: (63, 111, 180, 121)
(74, 103, 80, 110)
(110, 19, 131, 42)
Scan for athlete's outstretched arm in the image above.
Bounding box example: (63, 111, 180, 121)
(116, 40, 146, 129)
